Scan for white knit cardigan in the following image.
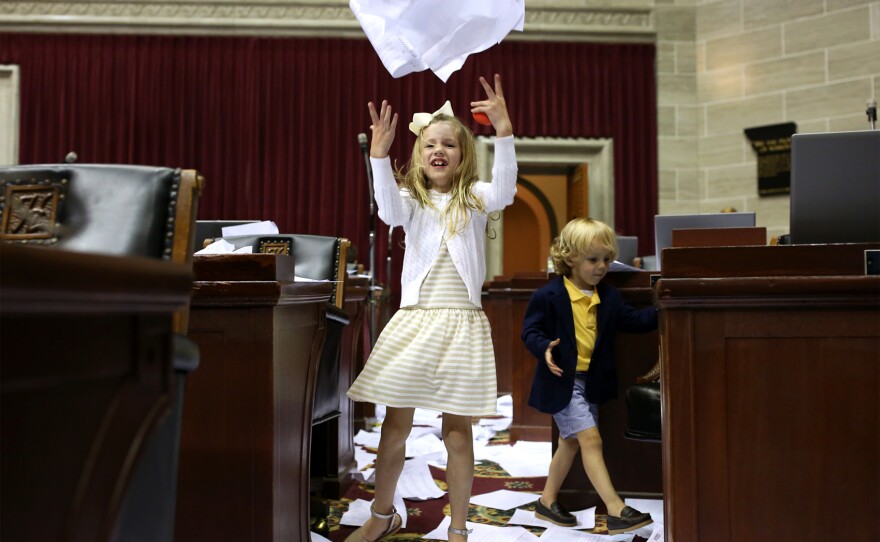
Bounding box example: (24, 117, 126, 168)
(371, 135, 517, 308)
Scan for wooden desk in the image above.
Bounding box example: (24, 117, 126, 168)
(483, 276, 514, 396)
(657, 243, 880, 542)
(484, 271, 662, 508)
(175, 254, 333, 542)
(0, 244, 191, 542)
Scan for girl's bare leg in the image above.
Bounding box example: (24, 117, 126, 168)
(442, 413, 474, 542)
(356, 407, 414, 540)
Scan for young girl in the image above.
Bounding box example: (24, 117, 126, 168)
(346, 74, 516, 542)
(521, 218, 657, 535)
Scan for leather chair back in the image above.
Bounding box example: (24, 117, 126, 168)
(220, 233, 350, 308)
(1, 164, 203, 261)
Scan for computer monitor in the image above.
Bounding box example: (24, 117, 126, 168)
(654, 212, 757, 270)
(790, 130, 880, 245)
(615, 235, 639, 267)
(194, 220, 259, 251)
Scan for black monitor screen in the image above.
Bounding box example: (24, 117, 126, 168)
(790, 130, 880, 245)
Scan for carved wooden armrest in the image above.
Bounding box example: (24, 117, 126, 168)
(635, 358, 660, 384)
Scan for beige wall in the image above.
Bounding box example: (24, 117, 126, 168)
(656, 0, 880, 241)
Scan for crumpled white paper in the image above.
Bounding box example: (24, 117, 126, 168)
(350, 0, 525, 82)
(195, 239, 253, 255)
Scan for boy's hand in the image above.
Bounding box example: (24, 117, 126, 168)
(544, 338, 563, 377)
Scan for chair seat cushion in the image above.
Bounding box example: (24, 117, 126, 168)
(625, 380, 661, 441)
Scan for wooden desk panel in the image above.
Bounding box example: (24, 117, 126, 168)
(658, 243, 880, 542)
(176, 254, 333, 542)
(0, 244, 191, 542)
(484, 276, 513, 396)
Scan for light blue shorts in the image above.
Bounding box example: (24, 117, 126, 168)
(553, 374, 599, 440)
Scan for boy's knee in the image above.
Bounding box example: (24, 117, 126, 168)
(577, 428, 603, 450)
(558, 436, 579, 452)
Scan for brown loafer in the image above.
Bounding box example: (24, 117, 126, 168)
(607, 505, 652, 534)
(534, 499, 577, 527)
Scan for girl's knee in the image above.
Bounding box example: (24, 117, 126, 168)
(443, 428, 472, 454)
(381, 410, 414, 442)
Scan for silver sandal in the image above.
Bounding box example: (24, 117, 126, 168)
(343, 504, 402, 542)
(448, 526, 474, 539)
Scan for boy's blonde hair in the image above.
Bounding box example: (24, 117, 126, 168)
(550, 218, 618, 276)
(397, 114, 484, 236)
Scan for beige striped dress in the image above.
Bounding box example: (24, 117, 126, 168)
(347, 240, 497, 417)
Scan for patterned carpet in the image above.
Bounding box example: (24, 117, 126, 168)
(318, 433, 647, 541)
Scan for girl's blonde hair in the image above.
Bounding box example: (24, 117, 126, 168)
(550, 218, 618, 276)
(397, 114, 484, 236)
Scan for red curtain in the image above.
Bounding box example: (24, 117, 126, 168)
(0, 34, 656, 291)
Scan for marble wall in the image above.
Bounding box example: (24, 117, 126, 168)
(656, 0, 880, 240)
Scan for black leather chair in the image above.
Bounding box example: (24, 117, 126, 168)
(219, 233, 351, 420)
(0, 164, 205, 542)
(624, 359, 662, 442)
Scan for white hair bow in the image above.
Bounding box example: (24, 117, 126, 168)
(408, 100, 454, 136)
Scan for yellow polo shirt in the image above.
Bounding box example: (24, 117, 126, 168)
(563, 276, 601, 372)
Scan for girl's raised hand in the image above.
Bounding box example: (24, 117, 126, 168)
(470, 74, 513, 138)
(367, 100, 398, 159)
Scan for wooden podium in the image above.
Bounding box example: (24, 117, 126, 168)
(657, 243, 880, 542)
(0, 244, 192, 542)
(175, 254, 333, 542)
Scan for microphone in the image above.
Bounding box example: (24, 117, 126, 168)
(65, 151, 77, 163)
(867, 98, 877, 130)
(358, 132, 369, 153)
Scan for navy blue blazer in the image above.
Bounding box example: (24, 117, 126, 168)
(521, 275, 658, 414)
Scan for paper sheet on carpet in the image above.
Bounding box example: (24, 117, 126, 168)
(475, 441, 551, 478)
(469, 489, 538, 509)
(645, 522, 665, 541)
(398, 457, 445, 500)
(424, 516, 539, 541)
(539, 527, 634, 541)
(406, 433, 446, 457)
(339, 494, 408, 528)
(354, 446, 376, 470)
(353, 429, 381, 449)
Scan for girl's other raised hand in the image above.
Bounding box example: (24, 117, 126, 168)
(367, 100, 398, 159)
(471, 74, 513, 138)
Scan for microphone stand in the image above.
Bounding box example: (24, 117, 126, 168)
(867, 99, 877, 130)
(386, 226, 394, 314)
(358, 133, 379, 346)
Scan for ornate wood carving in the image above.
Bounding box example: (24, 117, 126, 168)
(0, 1, 654, 40)
(0, 176, 67, 243)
